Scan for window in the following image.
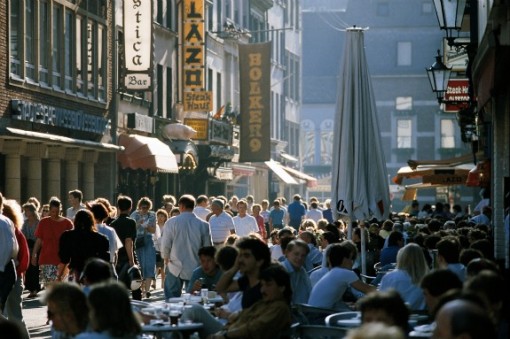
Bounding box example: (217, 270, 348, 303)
(166, 67, 173, 119)
(396, 97, 413, 110)
(9, 1, 108, 102)
(157, 64, 164, 116)
(397, 119, 412, 148)
(441, 119, 456, 148)
(397, 42, 412, 66)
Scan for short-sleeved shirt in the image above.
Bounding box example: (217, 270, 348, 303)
(233, 215, 259, 237)
(237, 275, 262, 309)
(269, 209, 285, 228)
(209, 212, 235, 243)
(110, 214, 137, 264)
(308, 267, 359, 311)
(186, 267, 223, 292)
(96, 223, 123, 263)
(35, 217, 73, 265)
(287, 201, 306, 228)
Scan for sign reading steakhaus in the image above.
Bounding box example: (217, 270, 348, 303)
(123, 0, 152, 90)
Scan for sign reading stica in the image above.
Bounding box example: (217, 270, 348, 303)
(444, 79, 470, 113)
(183, 91, 212, 112)
(182, 0, 205, 97)
(123, 0, 152, 90)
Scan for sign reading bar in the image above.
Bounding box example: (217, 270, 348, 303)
(239, 42, 271, 162)
(123, 0, 152, 90)
(183, 118, 208, 140)
(444, 79, 470, 112)
(182, 0, 205, 97)
(183, 91, 212, 111)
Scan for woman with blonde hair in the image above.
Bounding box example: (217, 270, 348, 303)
(379, 243, 429, 311)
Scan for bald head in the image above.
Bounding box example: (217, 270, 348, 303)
(433, 299, 495, 339)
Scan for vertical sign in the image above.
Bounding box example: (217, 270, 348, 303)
(239, 42, 271, 162)
(123, 0, 152, 90)
(182, 0, 205, 106)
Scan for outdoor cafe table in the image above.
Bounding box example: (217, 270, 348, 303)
(142, 322, 203, 339)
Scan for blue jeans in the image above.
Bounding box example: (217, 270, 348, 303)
(163, 267, 188, 299)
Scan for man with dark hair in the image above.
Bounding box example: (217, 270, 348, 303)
(216, 237, 271, 310)
(287, 194, 306, 228)
(437, 236, 465, 281)
(358, 290, 409, 335)
(66, 189, 85, 220)
(110, 195, 141, 300)
(186, 246, 222, 293)
(161, 194, 213, 298)
(420, 269, 462, 315)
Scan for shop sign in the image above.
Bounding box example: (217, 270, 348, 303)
(183, 118, 208, 140)
(10, 99, 108, 135)
(444, 79, 470, 112)
(123, 0, 152, 90)
(182, 0, 205, 95)
(183, 91, 212, 111)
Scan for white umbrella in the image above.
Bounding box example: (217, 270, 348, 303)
(331, 28, 391, 276)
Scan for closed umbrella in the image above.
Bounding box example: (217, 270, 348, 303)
(331, 28, 391, 275)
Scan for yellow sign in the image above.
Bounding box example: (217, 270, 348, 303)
(184, 118, 208, 140)
(182, 0, 205, 92)
(183, 91, 212, 112)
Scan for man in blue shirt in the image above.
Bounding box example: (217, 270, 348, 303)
(269, 200, 285, 233)
(187, 246, 222, 293)
(287, 194, 306, 228)
(281, 239, 311, 304)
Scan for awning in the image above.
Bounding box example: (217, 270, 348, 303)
(118, 134, 178, 173)
(4, 127, 123, 151)
(280, 152, 298, 162)
(406, 153, 474, 170)
(281, 165, 318, 188)
(231, 163, 256, 177)
(393, 163, 473, 186)
(264, 160, 298, 185)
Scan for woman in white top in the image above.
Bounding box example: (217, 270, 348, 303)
(379, 243, 429, 311)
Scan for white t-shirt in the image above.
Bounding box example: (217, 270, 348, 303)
(233, 215, 258, 237)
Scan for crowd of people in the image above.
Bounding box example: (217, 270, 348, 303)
(0, 190, 508, 339)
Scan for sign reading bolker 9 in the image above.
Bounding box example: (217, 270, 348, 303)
(238, 42, 271, 162)
(123, 0, 153, 90)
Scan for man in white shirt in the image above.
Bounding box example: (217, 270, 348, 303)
(66, 189, 86, 220)
(209, 199, 235, 246)
(161, 194, 213, 298)
(233, 200, 258, 237)
(0, 192, 19, 314)
(193, 195, 211, 221)
(306, 201, 323, 223)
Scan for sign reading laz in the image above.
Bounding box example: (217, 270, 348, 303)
(182, 0, 205, 109)
(123, 0, 153, 90)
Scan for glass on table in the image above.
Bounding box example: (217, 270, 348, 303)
(200, 288, 209, 304)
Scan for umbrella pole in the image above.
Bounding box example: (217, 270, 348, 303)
(360, 223, 367, 276)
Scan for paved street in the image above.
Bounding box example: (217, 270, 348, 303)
(22, 278, 166, 338)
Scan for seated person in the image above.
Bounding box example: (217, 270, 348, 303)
(437, 236, 465, 282)
(281, 239, 312, 304)
(420, 269, 462, 316)
(298, 230, 323, 271)
(181, 264, 292, 339)
(379, 231, 404, 266)
(187, 246, 222, 293)
(270, 227, 294, 261)
(214, 245, 242, 317)
(308, 242, 376, 311)
(79, 257, 116, 296)
(76, 281, 141, 339)
(310, 244, 333, 287)
(357, 289, 409, 335)
(345, 322, 405, 339)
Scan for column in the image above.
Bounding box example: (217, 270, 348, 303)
(82, 151, 99, 200)
(65, 147, 82, 195)
(2, 140, 26, 201)
(25, 142, 48, 201)
(47, 146, 65, 199)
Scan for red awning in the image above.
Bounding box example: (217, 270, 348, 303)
(118, 134, 179, 173)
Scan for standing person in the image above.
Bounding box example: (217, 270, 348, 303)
(2, 199, 29, 337)
(209, 199, 235, 246)
(21, 202, 41, 298)
(154, 209, 168, 289)
(110, 195, 142, 300)
(322, 199, 334, 223)
(252, 204, 267, 240)
(88, 202, 122, 266)
(260, 199, 271, 239)
(233, 200, 259, 237)
(40, 204, 50, 218)
(193, 195, 211, 221)
(161, 194, 176, 215)
(288, 194, 306, 229)
(306, 201, 323, 223)
(0, 193, 19, 317)
(58, 210, 110, 283)
(31, 197, 73, 287)
(66, 189, 85, 220)
(161, 194, 213, 298)
(130, 197, 157, 299)
(269, 200, 285, 234)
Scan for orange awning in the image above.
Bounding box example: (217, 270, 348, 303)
(393, 164, 473, 186)
(282, 165, 318, 188)
(118, 134, 179, 173)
